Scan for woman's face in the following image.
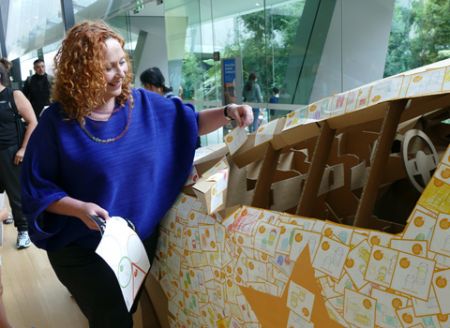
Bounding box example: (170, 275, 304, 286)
(102, 38, 128, 100)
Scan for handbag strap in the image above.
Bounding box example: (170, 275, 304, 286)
(4, 87, 20, 117)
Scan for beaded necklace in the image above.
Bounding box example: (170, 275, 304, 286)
(79, 105, 132, 143)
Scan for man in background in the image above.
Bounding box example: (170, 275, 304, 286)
(23, 59, 52, 118)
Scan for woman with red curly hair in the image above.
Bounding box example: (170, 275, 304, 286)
(20, 20, 252, 327)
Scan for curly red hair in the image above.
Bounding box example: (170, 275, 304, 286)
(52, 21, 133, 122)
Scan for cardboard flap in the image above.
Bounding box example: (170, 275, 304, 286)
(194, 143, 228, 165)
(255, 117, 286, 146)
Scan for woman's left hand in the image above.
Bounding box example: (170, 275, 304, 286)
(14, 147, 25, 165)
(226, 104, 253, 128)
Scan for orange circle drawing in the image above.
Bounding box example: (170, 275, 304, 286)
(259, 226, 266, 234)
(220, 272, 225, 279)
(287, 112, 295, 118)
(241, 208, 248, 216)
(439, 218, 450, 230)
(413, 75, 423, 83)
(214, 270, 220, 278)
(309, 104, 317, 112)
(181, 197, 186, 203)
(437, 314, 448, 322)
(302, 308, 310, 317)
(435, 276, 447, 288)
(280, 226, 286, 234)
(189, 270, 195, 277)
(205, 229, 210, 237)
(324, 228, 333, 237)
(184, 249, 189, 257)
(345, 258, 354, 268)
(225, 135, 234, 143)
(179, 300, 184, 307)
(184, 291, 189, 298)
(412, 244, 423, 255)
(236, 276, 242, 283)
(370, 236, 381, 245)
(189, 212, 195, 220)
(434, 178, 444, 187)
(227, 280, 233, 287)
(373, 250, 383, 260)
(392, 298, 402, 309)
(402, 313, 413, 323)
(362, 299, 372, 309)
(210, 241, 216, 248)
(237, 247, 243, 254)
(414, 216, 424, 227)
(321, 241, 330, 251)
(372, 95, 381, 102)
(257, 126, 264, 133)
(402, 313, 413, 324)
(226, 266, 232, 274)
(248, 262, 255, 270)
(441, 168, 450, 179)
(399, 258, 410, 269)
(295, 233, 303, 242)
(187, 229, 192, 237)
(261, 253, 268, 261)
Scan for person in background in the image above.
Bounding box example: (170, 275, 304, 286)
(22, 59, 52, 118)
(20, 21, 252, 327)
(0, 58, 37, 249)
(140, 66, 176, 99)
(140, 66, 201, 148)
(0, 193, 13, 225)
(243, 72, 263, 133)
(269, 86, 280, 120)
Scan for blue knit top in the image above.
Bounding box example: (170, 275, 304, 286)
(21, 88, 198, 251)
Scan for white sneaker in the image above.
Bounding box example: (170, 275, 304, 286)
(16, 231, 31, 249)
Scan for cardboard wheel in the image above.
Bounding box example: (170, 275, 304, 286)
(401, 129, 439, 192)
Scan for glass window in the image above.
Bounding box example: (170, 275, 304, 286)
(165, 0, 306, 107)
(384, 0, 450, 77)
(5, 0, 65, 60)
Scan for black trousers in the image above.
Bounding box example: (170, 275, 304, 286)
(47, 230, 159, 328)
(0, 144, 27, 232)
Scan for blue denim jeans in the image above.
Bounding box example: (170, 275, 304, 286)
(250, 107, 260, 133)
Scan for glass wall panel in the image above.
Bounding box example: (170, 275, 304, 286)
(165, 0, 306, 107)
(384, 0, 450, 77)
(5, 0, 65, 60)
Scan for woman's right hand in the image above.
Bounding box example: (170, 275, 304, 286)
(47, 197, 110, 232)
(78, 202, 110, 231)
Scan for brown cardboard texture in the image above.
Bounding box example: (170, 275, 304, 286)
(193, 158, 229, 214)
(231, 133, 270, 168)
(274, 119, 321, 150)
